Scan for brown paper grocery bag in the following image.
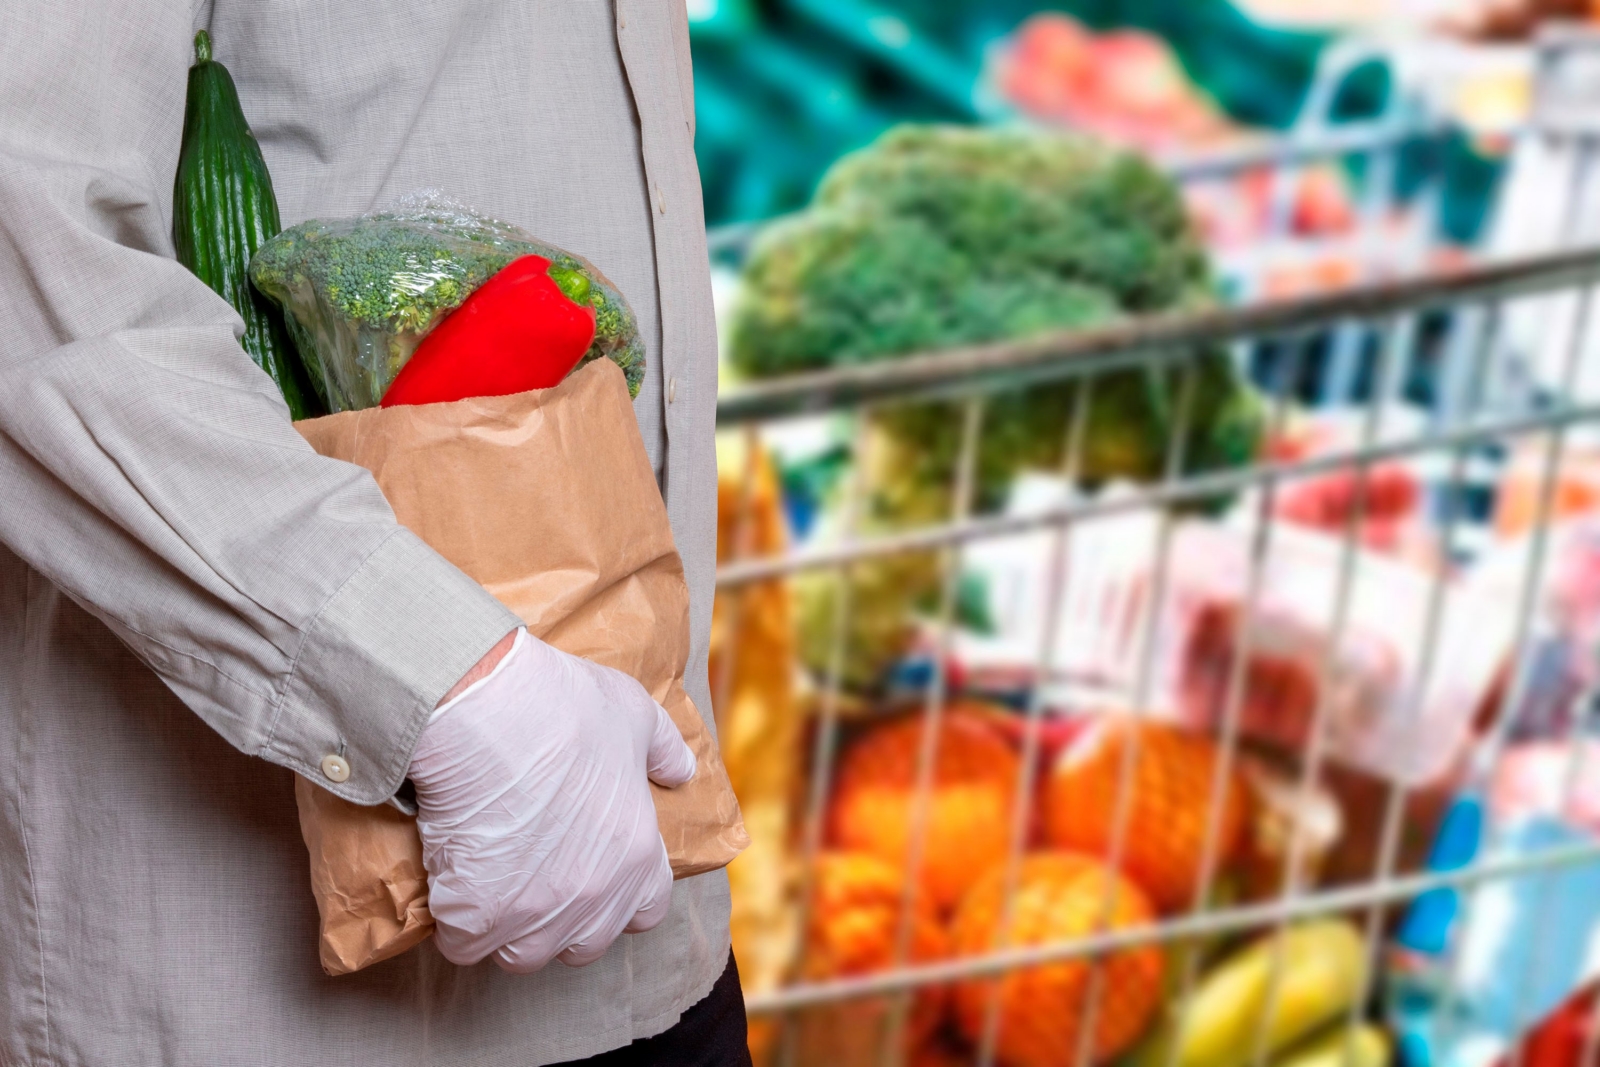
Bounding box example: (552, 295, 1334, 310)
(293, 359, 748, 976)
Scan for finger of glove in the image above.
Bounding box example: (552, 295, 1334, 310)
(555, 869, 653, 968)
(502, 875, 630, 972)
(494, 799, 662, 972)
(645, 700, 697, 788)
(556, 922, 624, 968)
(433, 904, 505, 968)
(493, 928, 564, 974)
(549, 814, 668, 965)
(430, 870, 538, 968)
(488, 884, 585, 975)
(621, 838, 675, 935)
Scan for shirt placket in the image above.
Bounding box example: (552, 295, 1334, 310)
(613, 0, 721, 691)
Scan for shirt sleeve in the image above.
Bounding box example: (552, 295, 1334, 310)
(0, 4, 523, 805)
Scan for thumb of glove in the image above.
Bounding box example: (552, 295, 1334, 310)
(646, 701, 697, 788)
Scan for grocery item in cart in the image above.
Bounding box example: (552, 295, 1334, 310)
(1453, 816, 1600, 1056)
(958, 496, 1510, 784)
(712, 435, 801, 1048)
(1493, 441, 1600, 540)
(798, 851, 950, 1058)
(1272, 1025, 1389, 1067)
(1490, 978, 1600, 1067)
(827, 707, 1022, 912)
(1268, 412, 1431, 562)
(1130, 920, 1369, 1067)
(1492, 741, 1600, 835)
(1235, 755, 1344, 901)
(1041, 714, 1250, 912)
(1185, 165, 1359, 250)
(1467, 515, 1600, 741)
(1165, 520, 1514, 785)
(727, 124, 1266, 507)
(794, 542, 942, 694)
(950, 852, 1165, 1067)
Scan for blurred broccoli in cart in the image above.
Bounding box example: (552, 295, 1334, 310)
(728, 125, 1264, 690)
(250, 192, 644, 413)
(730, 125, 1262, 499)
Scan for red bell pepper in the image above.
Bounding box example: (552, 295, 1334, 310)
(381, 254, 597, 408)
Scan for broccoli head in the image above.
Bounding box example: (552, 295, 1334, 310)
(811, 125, 1208, 313)
(731, 124, 1259, 500)
(251, 195, 645, 412)
(729, 125, 1265, 690)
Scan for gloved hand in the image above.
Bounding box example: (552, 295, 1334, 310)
(408, 628, 697, 972)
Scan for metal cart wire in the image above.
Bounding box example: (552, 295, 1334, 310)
(713, 245, 1600, 1067)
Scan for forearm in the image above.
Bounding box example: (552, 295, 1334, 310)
(437, 628, 519, 710)
(0, 4, 520, 802)
(0, 328, 522, 802)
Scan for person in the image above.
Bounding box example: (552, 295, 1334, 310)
(0, 2, 747, 1064)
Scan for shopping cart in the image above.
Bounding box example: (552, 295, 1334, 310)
(712, 243, 1600, 1067)
(707, 23, 1600, 1067)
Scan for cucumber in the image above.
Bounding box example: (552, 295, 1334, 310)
(172, 30, 323, 420)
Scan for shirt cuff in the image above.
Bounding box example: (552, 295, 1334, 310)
(261, 529, 523, 805)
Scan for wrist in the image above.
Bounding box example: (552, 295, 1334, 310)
(436, 627, 520, 710)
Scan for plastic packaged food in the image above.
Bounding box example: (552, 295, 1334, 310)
(1163, 521, 1514, 785)
(249, 190, 644, 412)
(963, 486, 1514, 785)
(1468, 516, 1600, 741)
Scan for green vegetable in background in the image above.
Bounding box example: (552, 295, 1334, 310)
(730, 124, 1207, 377)
(730, 124, 1261, 502)
(812, 125, 1207, 313)
(729, 124, 1263, 689)
(173, 30, 323, 420)
(250, 194, 645, 413)
(795, 549, 942, 694)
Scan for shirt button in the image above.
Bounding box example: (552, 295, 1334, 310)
(655, 184, 667, 216)
(320, 754, 351, 783)
(667, 377, 678, 404)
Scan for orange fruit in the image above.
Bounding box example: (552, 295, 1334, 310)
(828, 708, 1023, 912)
(804, 851, 951, 1048)
(1042, 715, 1247, 912)
(909, 1037, 976, 1067)
(949, 853, 1164, 1067)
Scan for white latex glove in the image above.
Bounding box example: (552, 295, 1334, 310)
(408, 629, 697, 972)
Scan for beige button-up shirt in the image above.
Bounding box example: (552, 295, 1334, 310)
(0, 2, 727, 1064)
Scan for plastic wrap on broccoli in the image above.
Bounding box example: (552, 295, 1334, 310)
(250, 191, 644, 412)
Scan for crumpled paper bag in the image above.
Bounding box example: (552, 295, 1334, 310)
(294, 359, 748, 976)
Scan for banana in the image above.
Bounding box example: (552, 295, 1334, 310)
(1131, 920, 1369, 1067)
(1270, 1024, 1390, 1067)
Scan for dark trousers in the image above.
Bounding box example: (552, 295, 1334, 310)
(558, 952, 753, 1067)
